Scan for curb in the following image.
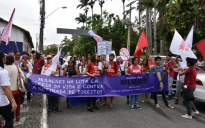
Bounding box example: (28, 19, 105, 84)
(41, 94, 49, 128)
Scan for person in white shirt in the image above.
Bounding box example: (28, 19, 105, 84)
(0, 51, 17, 128)
(197, 58, 204, 69)
(5, 55, 25, 121)
(79, 59, 87, 76)
(175, 56, 185, 104)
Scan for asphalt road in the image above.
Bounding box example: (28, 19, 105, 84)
(48, 96, 205, 128)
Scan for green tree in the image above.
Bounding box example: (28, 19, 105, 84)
(75, 13, 87, 28)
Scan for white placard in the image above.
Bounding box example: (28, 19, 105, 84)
(97, 41, 112, 55)
(119, 48, 130, 61)
(98, 62, 102, 70)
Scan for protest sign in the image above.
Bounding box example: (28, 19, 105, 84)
(97, 41, 112, 55)
(26, 72, 169, 97)
(119, 48, 130, 61)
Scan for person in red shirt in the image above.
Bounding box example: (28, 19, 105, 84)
(163, 54, 175, 100)
(33, 52, 45, 74)
(100, 53, 119, 108)
(179, 58, 199, 119)
(146, 54, 155, 67)
(85, 53, 103, 112)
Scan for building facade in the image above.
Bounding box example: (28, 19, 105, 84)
(0, 18, 34, 54)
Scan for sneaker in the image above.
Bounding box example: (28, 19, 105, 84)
(192, 111, 199, 115)
(166, 105, 174, 109)
(87, 108, 94, 112)
(126, 100, 129, 104)
(174, 99, 179, 104)
(136, 105, 141, 109)
(92, 106, 99, 110)
(155, 104, 160, 108)
(131, 105, 135, 110)
(182, 114, 192, 119)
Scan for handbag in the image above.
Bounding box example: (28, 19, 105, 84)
(183, 67, 195, 101)
(16, 66, 27, 92)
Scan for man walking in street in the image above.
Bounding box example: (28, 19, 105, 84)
(151, 56, 174, 108)
(163, 54, 175, 100)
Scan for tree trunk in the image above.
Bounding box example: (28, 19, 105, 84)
(154, 2, 157, 55)
(101, 6, 102, 19)
(123, 2, 125, 20)
(138, 0, 141, 31)
(146, 7, 149, 53)
(149, 8, 152, 54)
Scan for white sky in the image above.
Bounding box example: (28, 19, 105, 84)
(0, 0, 139, 48)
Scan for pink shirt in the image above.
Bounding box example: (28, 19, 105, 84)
(127, 65, 143, 75)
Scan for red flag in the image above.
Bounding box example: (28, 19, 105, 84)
(196, 39, 205, 58)
(134, 30, 148, 63)
(0, 8, 15, 45)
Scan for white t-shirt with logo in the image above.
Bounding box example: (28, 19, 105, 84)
(120, 61, 126, 72)
(0, 68, 10, 107)
(176, 62, 185, 82)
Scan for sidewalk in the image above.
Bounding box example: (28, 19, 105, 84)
(0, 93, 44, 128)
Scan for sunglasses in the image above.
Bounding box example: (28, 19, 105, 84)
(47, 58, 52, 60)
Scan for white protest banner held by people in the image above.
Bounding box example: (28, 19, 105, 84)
(180, 26, 194, 69)
(169, 30, 197, 59)
(42, 46, 61, 76)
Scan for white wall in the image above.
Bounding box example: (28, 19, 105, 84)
(0, 20, 33, 54)
(0, 21, 23, 42)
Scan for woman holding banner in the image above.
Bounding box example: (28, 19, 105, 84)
(126, 57, 143, 110)
(141, 58, 153, 103)
(125, 59, 132, 104)
(85, 53, 103, 112)
(41, 55, 60, 112)
(64, 60, 80, 109)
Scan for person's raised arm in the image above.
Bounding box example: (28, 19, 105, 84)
(179, 70, 187, 76)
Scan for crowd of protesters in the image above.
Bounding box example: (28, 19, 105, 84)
(0, 49, 201, 128)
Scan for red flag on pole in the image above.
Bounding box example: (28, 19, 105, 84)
(196, 39, 205, 58)
(134, 30, 149, 63)
(0, 8, 15, 45)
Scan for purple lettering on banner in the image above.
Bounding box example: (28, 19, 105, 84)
(26, 72, 169, 97)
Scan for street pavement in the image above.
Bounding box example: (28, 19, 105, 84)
(48, 95, 205, 128)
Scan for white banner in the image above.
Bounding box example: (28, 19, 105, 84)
(180, 26, 194, 69)
(169, 30, 197, 59)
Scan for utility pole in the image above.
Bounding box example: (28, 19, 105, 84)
(127, 6, 131, 52)
(36, 33, 39, 51)
(39, 0, 45, 54)
(124, 0, 137, 52)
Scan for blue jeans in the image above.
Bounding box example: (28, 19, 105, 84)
(153, 91, 168, 106)
(168, 76, 174, 96)
(130, 95, 139, 106)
